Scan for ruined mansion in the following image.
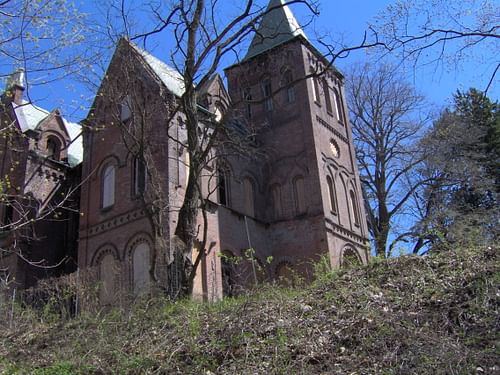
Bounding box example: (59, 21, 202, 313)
(0, 0, 369, 302)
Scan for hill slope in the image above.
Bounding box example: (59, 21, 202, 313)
(1, 246, 498, 374)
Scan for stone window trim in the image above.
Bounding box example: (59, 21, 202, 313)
(90, 243, 121, 267)
(46, 135, 64, 161)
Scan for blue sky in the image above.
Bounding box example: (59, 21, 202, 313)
(3, 0, 498, 122)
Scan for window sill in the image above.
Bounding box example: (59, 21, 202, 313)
(100, 205, 114, 213)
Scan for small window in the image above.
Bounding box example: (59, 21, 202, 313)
(102, 164, 115, 209)
(262, 79, 273, 112)
(327, 176, 337, 213)
(323, 79, 333, 114)
(283, 70, 295, 103)
(134, 157, 146, 196)
(46, 137, 61, 161)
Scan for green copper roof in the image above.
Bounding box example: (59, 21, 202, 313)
(244, 0, 307, 60)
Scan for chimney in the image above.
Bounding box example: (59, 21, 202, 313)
(5, 69, 25, 105)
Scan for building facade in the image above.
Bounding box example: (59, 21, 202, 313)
(77, 0, 369, 303)
(0, 70, 82, 291)
(1, 0, 368, 303)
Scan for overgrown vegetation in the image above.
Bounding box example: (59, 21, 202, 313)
(0, 245, 498, 374)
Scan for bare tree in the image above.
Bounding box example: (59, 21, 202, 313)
(346, 63, 431, 258)
(372, 0, 500, 93)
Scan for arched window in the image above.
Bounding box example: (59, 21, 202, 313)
(283, 70, 295, 103)
(326, 175, 337, 213)
(102, 164, 115, 209)
(342, 248, 361, 268)
(132, 242, 151, 296)
(133, 157, 146, 196)
(270, 183, 282, 219)
(99, 253, 117, 305)
(217, 167, 230, 206)
(349, 190, 360, 226)
(261, 78, 273, 112)
(46, 136, 61, 161)
(333, 88, 345, 123)
(120, 95, 132, 123)
(293, 176, 306, 214)
(243, 177, 255, 217)
(323, 79, 333, 114)
(242, 88, 252, 118)
(310, 68, 321, 104)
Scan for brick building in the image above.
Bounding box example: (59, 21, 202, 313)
(0, 70, 82, 290)
(77, 0, 369, 303)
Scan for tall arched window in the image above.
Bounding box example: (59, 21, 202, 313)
(242, 88, 252, 118)
(333, 88, 345, 123)
(326, 175, 337, 213)
(132, 242, 151, 296)
(262, 78, 273, 112)
(293, 176, 306, 214)
(102, 164, 115, 209)
(133, 157, 146, 196)
(283, 70, 295, 103)
(349, 190, 360, 226)
(243, 177, 255, 217)
(46, 136, 61, 161)
(217, 167, 230, 206)
(310, 68, 321, 104)
(271, 183, 282, 219)
(323, 79, 333, 114)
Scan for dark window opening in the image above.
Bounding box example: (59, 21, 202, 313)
(134, 157, 146, 195)
(262, 79, 273, 112)
(323, 79, 333, 114)
(47, 137, 61, 161)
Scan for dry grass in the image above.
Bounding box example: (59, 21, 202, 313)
(0, 245, 498, 374)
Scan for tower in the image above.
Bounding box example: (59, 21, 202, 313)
(222, 0, 369, 278)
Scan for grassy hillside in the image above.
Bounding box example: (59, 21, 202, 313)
(0, 246, 498, 374)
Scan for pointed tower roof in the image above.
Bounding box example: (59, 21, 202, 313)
(244, 0, 307, 60)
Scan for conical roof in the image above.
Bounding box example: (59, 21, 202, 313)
(244, 0, 307, 60)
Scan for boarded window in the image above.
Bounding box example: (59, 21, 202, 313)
(99, 253, 117, 304)
(132, 243, 151, 296)
(271, 183, 282, 219)
(293, 176, 306, 214)
(102, 164, 115, 209)
(243, 177, 255, 217)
